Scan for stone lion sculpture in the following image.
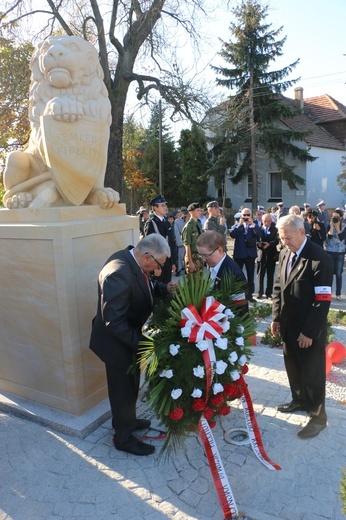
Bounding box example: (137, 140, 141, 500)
(3, 35, 119, 209)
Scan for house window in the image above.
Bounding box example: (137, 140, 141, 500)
(270, 171, 282, 198)
(247, 174, 252, 197)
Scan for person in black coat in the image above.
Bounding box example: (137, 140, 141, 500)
(229, 207, 261, 302)
(271, 214, 333, 439)
(305, 209, 326, 248)
(196, 230, 249, 317)
(143, 194, 176, 283)
(256, 213, 279, 299)
(89, 234, 177, 456)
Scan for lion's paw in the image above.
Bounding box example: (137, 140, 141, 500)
(6, 192, 33, 209)
(87, 188, 120, 209)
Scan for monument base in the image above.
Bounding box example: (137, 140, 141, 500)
(0, 205, 138, 416)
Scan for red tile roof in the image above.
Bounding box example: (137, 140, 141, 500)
(304, 94, 346, 123)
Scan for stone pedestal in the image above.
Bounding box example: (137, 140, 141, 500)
(0, 205, 138, 415)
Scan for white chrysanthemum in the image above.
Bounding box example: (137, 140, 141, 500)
(223, 320, 230, 332)
(196, 340, 209, 352)
(215, 337, 228, 350)
(191, 388, 203, 398)
(169, 344, 180, 356)
(230, 370, 240, 381)
(238, 354, 247, 366)
(235, 336, 244, 346)
(224, 308, 235, 318)
(193, 365, 205, 378)
(159, 369, 173, 379)
(213, 383, 224, 394)
(228, 351, 238, 364)
(181, 326, 191, 338)
(237, 324, 245, 334)
(215, 360, 228, 375)
(171, 388, 183, 400)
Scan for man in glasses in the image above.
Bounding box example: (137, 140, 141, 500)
(229, 207, 261, 302)
(197, 231, 249, 316)
(89, 234, 177, 456)
(143, 194, 177, 283)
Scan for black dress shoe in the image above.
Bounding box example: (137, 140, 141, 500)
(256, 294, 263, 299)
(248, 297, 256, 303)
(113, 434, 155, 456)
(135, 419, 151, 430)
(277, 401, 306, 413)
(297, 420, 326, 439)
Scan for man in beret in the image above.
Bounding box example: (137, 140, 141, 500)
(204, 201, 227, 250)
(181, 202, 204, 274)
(144, 194, 176, 283)
(174, 207, 189, 275)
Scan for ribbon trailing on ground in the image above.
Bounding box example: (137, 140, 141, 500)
(238, 375, 281, 471)
(198, 417, 238, 520)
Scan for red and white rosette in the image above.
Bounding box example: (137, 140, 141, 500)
(180, 296, 229, 343)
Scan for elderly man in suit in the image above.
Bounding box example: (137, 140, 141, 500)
(271, 214, 333, 439)
(89, 234, 177, 456)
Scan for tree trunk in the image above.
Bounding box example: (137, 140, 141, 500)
(249, 69, 257, 212)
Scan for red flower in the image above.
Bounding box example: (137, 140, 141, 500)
(224, 383, 239, 398)
(210, 394, 224, 406)
(192, 398, 206, 411)
(169, 407, 184, 420)
(217, 404, 231, 416)
(242, 364, 249, 374)
(204, 407, 214, 420)
(208, 420, 216, 429)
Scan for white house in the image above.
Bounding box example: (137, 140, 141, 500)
(205, 88, 346, 213)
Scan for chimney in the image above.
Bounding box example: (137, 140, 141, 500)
(294, 87, 304, 111)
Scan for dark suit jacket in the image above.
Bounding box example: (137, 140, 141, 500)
(214, 255, 249, 316)
(258, 222, 279, 262)
(272, 239, 333, 347)
(89, 247, 162, 367)
(229, 223, 262, 259)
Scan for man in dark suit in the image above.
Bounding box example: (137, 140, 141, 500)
(271, 214, 333, 439)
(196, 230, 249, 316)
(89, 234, 177, 456)
(143, 194, 176, 283)
(229, 207, 261, 302)
(256, 213, 279, 299)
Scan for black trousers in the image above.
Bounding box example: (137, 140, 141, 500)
(257, 255, 276, 296)
(283, 341, 327, 424)
(235, 257, 256, 296)
(105, 363, 141, 442)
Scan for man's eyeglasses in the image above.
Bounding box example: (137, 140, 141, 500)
(198, 247, 218, 260)
(147, 253, 165, 270)
(242, 214, 251, 217)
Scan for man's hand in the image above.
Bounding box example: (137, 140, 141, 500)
(271, 321, 280, 336)
(167, 281, 178, 295)
(297, 332, 313, 349)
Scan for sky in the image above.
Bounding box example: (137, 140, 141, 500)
(128, 0, 346, 135)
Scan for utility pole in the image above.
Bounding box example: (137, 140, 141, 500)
(158, 99, 163, 195)
(249, 69, 257, 212)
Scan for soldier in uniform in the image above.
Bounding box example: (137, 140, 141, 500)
(181, 202, 204, 274)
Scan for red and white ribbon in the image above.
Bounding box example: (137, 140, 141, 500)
(238, 375, 281, 471)
(180, 296, 228, 343)
(198, 417, 238, 519)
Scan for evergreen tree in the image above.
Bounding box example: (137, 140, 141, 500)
(209, 0, 315, 208)
(140, 103, 182, 206)
(178, 124, 209, 205)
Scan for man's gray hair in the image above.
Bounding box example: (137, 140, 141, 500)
(276, 214, 304, 231)
(136, 234, 171, 257)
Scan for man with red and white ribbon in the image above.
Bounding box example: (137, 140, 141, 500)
(272, 214, 333, 439)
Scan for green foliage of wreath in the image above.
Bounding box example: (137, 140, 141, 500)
(139, 272, 256, 455)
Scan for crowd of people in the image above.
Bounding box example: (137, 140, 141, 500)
(89, 195, 346, 455)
